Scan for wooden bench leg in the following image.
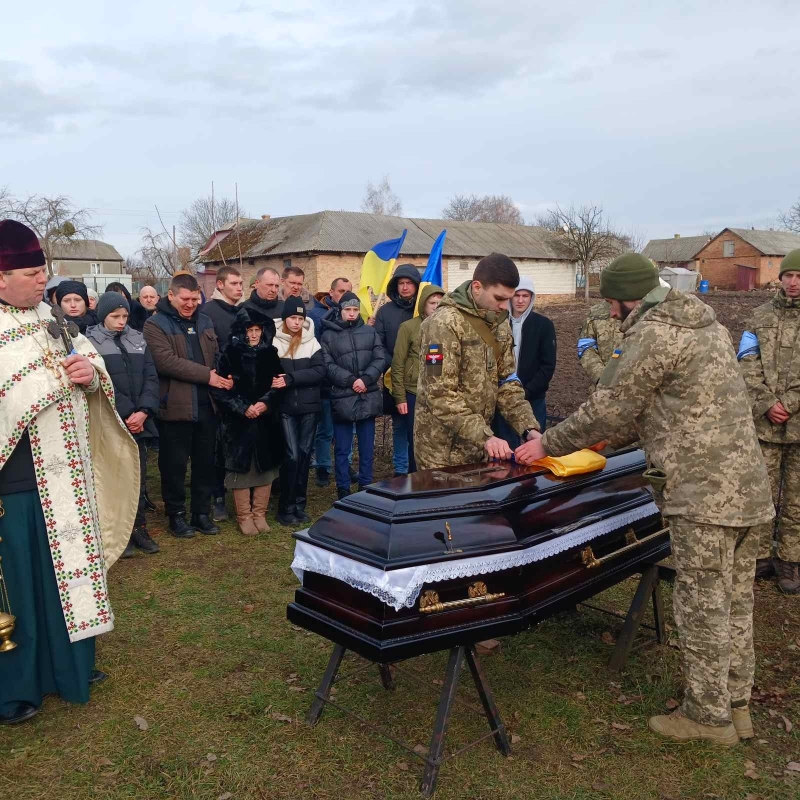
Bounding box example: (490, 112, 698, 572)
(465, 645, 512, 756)
(378, 664, 395, 691)
(608, 564, 660, 672)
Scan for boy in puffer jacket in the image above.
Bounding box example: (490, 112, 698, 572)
(320, 292, 386, 498)
(273, 302, 326, 525)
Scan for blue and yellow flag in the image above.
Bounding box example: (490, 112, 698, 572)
(414, 228, 447, 316)
(357, 229, 407, 321)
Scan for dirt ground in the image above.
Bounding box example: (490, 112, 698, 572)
(539, 290, 773, 419)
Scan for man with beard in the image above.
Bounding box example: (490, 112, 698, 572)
(516, 252, 774, 746)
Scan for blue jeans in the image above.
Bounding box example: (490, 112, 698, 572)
(406, 392, 418, 473)
(315, 400, 351, 471)
(334, 418, 375, 489)
(392, 412, 410, 474)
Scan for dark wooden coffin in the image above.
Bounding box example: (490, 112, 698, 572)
(287, 449, 670, 663)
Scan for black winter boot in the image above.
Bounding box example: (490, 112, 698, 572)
(190, 513, 220, 535)
(132, 526, 160, 554)
(212, 496, 229, 522)
(121, 536, 137, 558)
(755, 558, 775, 579)
(337, 487, 350, 500)
(168, 513, 196, 538)
(315, 468, 331, 487)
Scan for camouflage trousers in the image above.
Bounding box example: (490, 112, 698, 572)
(669, 517, 758, 727)
(758, 441, 800, 562)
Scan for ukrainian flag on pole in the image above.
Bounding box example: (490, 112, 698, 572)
(413, 228, 447, 316)
(357, 229, 407, 321)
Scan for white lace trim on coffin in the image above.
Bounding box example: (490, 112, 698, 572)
(291, 501, 659, 611)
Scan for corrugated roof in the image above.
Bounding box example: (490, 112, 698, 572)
(46, 239, 124, 261)
(197, 210, 573, 264)
(642, 235, 710, 263)
(727, 228, 800, 256)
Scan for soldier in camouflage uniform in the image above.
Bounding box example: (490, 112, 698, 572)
(414, 254, 539, 470)
(516, 253, 774, 746)
(577, 300, 623, 385)
(738, 248, 800, 593)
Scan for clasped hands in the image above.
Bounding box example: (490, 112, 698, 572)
(767, 401, 791, 425)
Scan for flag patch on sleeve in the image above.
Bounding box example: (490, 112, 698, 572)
(611, 348, 622, 359)
(425, 344, 443, 365)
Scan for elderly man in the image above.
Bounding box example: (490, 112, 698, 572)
(244, 266, 284, 321)
(138, 285, 159, 312)
(0, 219, 139, 725)
(144, 274, 232, 537)
(517, 253, 773, 746)
(738, 249, 800, 592)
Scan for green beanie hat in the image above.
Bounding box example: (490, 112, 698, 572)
(600, 253, 659, 301)
(779, 249, 800, 277)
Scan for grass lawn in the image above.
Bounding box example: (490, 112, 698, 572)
(2, 451, 799, 800)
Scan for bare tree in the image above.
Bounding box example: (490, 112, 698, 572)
(4, 193, 103, 274)
(779, 199, 800, 235)
(136, 227, 180, 278)
(361, 175, 403, 216)
(179, 195, 246, 257)
(0, 186, 11, 215)
(536, 205, 630, 300)
(442, 193, 524, 225)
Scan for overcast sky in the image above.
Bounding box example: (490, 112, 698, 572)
(2, 0, 799, 256)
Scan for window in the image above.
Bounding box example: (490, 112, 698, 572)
(283, 258, 292, 268)
(51, 261, 59, 271)
(90, 262, 101, 275)
(459, 260, 470, 271)
(723, 241, 735, 257)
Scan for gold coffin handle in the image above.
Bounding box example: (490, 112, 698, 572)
(419, 581, 506, 614)
(581, 526, 669, 570)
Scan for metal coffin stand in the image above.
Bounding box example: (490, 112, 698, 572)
(288, 451, 672, 795)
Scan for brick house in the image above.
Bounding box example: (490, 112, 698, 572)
(694, 228, 800, 289)
(641, 234, 710, 270)
(195, 210, 577, 297)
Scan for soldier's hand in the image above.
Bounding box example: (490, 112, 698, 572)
(514, 437, 546, 465)
(767, 402, 790, 424)
(485, 436, 513, 461)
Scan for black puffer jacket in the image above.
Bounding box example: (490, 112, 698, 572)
(211, 307, 284, 474)
(203, 289, 242, 344)
(85, 323, 159, 441)
(321, 316, 386, 422)
(243, 289, 284, 322)
(374, 264, 421, 358)
(273, 318, 325, 416)
(105, 282, 149, 331)
(67, 309, 98, 335)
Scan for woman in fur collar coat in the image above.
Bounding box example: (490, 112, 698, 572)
(211, 307, 284, 535)
(272, 301, 325, 525)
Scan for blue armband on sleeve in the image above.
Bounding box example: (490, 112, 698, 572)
(737, 331, 760, 360)
(500, 371, 521, 386)
(577, 337, 598, 359)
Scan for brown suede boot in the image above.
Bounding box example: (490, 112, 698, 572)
(776, 559, 800, 594)
(648, 710, 738, 746)
(251, 485, 271, 533)
(731, 705, 754, 739)
(233, 489, 258, 536)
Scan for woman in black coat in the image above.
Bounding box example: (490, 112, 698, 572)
(211, 307, 284, 536)
(320, 292, 385, 498)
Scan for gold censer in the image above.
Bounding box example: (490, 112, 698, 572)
(0, 500, 18, 653)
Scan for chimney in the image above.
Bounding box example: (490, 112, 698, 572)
(261, 215, 271, 221)
(674, 234, 680, 239)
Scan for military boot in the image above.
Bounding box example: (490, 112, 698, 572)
(731, 705, 754, 739)
(132, 526, 160, 554)
(775, 559, 800, 594)
(754, 558, 775, 580)
(648, 710, 738, 746)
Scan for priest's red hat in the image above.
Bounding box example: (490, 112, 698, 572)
(0, 219, 46, 270)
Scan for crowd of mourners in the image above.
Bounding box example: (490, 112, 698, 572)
(43, 263, 557, 556)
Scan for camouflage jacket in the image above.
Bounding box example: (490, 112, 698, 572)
(414, 281, 538, 470)
(738, 290, 800, 444)
(577, 301, 623, 384)
(542, 287, 773, 527)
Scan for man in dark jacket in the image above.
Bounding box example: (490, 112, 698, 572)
(244, 266, 284, 321)
(321, 292, 385, 498)
(143, 274, 233, 537)
(374, 264, 421, 476)
(86, 292, 160, 557)
(514, 283, 556, 432)
(200, 264, 245, 521)
(309, 277, 353, 485)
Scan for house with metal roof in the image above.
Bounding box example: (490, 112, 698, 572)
(642, 234, 711, 270)
(694, 227, 800, 289)
(48, 239, 125, 279)
(196, 210, 577, 296)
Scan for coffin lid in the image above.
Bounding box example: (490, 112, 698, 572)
(295, 449, 655, 570)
